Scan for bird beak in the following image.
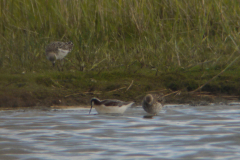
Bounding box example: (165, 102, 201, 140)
(89, 102, 93, 114)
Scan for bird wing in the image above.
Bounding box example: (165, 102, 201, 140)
(101, 100, 124, 107)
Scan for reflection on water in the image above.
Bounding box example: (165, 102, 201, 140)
(1, 104, 240, 159)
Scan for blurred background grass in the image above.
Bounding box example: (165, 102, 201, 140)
(1, 0, 240, 73)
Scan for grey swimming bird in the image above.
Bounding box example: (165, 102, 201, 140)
(45, 41, 74, 67)
(142, 94, 164, 115)
(89, 98, 135, 114)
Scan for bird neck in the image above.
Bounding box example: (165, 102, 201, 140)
(91, 98, 101, 105)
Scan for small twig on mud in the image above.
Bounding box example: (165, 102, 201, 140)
(220, 95, 239, 100)
(65, 93, 79, 97)
(221, 95, 239, 98)
(191, 56, 240, 93)
(192, 91, 211, 94)
(195, 94, 216, 97)
(147, 89, 167, 93)
(65, 91, 102, 97)
(125, 80, 134, 92)
(107, 87, 126, 93)
(174, 91, 181, 97)
(83, 91, 102, 94)
(162, 90, 181, 97)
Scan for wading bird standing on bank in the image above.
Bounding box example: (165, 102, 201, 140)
(142, 94, 164, 115)
(89, 98, 135, 114)
(45, 41, 74, 70)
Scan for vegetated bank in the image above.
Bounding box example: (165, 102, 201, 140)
(1, 63, 240, 108)
(1, 1, 240, 107)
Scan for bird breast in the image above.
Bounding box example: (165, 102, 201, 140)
(56, 49, 70, 60)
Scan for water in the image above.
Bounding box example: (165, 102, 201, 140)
(1, 104, 240, 160)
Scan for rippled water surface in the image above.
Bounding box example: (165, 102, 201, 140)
(1, 104, 240, 160)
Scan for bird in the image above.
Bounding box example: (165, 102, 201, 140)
(89, 98, 135, 114)
(45, 41, 74, 69)
(142, 94, 164, 115)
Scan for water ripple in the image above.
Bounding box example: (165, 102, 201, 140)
(1, 105, 240, 159)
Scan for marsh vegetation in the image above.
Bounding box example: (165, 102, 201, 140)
(1, 0, 240, 107)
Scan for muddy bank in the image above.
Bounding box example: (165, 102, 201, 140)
(0, 69, 240, 108)
(0, 89, 238, 108)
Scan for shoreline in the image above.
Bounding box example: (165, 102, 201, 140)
(1, 70, 240, 108)
(0, 91, 238, 109)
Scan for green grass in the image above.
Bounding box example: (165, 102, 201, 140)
(1, 0, 240, 73)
